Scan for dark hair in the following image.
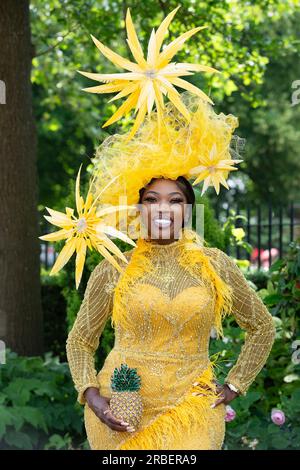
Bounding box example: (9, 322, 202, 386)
(138, 176, 195, 226)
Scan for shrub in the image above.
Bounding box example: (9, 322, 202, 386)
(209, 240, 300, 449)
(0, 350, 88, 450)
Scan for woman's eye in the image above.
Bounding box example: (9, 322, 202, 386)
(144, 197, 183, 203)
(144, 197, 156, 202)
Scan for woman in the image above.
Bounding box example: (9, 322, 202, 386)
(57, 8, 276, 449)
(66, 175, 276, 450)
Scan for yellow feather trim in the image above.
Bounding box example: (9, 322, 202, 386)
(110, 239, 154, 331)
(115, 357, 223, 450)
(177, 229, 233, 339)
(111, 228, 232, 339)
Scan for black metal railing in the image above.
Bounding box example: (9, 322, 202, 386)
(40, 202, 300, 271)
(214, 202, 300, 269)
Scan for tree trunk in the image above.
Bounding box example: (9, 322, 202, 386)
(0, 0, 43, 355)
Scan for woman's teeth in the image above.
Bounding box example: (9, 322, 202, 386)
(153, 218, 172, 227)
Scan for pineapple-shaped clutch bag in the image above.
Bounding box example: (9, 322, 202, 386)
(110, 363, 144, 429)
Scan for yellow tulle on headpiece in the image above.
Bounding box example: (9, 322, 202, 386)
(89, 91, 241, 237)
(91, 93, 240, 205)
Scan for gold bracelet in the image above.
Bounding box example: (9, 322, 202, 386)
(225, 382, 239, 394)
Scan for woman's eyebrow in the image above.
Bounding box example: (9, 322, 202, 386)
(145, 189, 183, 197)
(145, 191, 183, 196)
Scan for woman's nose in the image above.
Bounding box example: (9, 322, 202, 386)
(158, 201, 171, 211)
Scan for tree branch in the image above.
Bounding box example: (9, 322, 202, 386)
(34, 27, 76, 58)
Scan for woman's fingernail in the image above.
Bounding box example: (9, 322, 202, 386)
(211, 403, 216, 408)
(193, 382, 199, 386)
(121, 421, 129, 425)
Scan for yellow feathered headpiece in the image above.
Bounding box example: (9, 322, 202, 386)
(77, 5, 219, 140)
(39, 5, 243, 288)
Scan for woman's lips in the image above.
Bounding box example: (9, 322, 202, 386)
(153, 218, 173, 228)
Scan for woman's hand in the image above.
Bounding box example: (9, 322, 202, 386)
(84, 387, 135, 432)
(211, 382, 239, 408)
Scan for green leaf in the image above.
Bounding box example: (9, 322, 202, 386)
(4, 430, 34, 450)
(270, 260, 284, 272)
(14, 406, 48, 433)
(3, 378, 43, 406)
(0, 407, 15, 440)
(271, 433, 289, 449)
(264, 294, 282, 305)
(44, 433, 72, 450)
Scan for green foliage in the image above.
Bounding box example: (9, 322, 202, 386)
(193, 187, 226, 250)
(210, 309, 300, 450)
(111, 363, 141, 392)
(0, 350, 88, 450)
(210, 323, 300, 450)
(259, 240, 300, 329)
(209, 240, 300, 449)
(41, 272, 68, 361)
(222, 210, 252, 255)
(245, 269, 270, 291)
(226, 335, 300, 450)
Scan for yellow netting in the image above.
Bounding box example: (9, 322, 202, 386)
(89, 92, 240, 234)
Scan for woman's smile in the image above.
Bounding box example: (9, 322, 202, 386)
(153, 217, 173, 228)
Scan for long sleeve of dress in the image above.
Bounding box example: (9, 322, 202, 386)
(66, 258, 118, 405)
(210, 248, 276, 396)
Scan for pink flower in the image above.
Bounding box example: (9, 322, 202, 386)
(251, 247, 279, 268)
(271, 408, 285, 426)
(225, 405, 236, 422)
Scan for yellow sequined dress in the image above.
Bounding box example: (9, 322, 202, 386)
(66, 235, 275, 450)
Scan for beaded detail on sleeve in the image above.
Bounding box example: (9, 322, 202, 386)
(66, 257, 124, 405)
(207, 247, 276, 396)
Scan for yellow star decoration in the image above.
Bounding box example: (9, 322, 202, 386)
(188, 143, 243, 195)
(77, 6, 219, 139)
(39, 165, 136, 289)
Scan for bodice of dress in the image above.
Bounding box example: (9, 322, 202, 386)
(66, 235, 276, 406)
(113, 238, 215, 359)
